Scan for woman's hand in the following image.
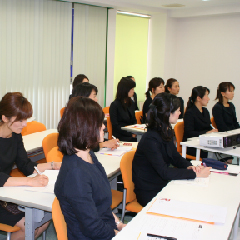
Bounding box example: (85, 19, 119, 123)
(132, 134, 137, 138)
(114, 229, 119, 235)
(53, 162, 62, 170)
(196, 167, 212, 178)
(187, 165, 203, 173)
(117, 222, 127, 231)
(207, 129, 218, 134)
(101, 139, 119, 150)
(28, 174, 49, 187)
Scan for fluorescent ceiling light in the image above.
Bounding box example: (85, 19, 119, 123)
(117, 11, 151, 18)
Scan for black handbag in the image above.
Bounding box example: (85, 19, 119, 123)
(0, 200, 23, 215)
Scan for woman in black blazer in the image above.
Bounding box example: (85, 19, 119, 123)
(132, 93, 211, 207)
(183, 86, 218, 158)
(142, 77, 165, 123)
(165, 78, 184, 119)
(110, 77, 137, 141)
(212, 82, 240, 132)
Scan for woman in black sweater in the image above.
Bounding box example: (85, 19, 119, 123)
(132, 93, 211, 207)
(109, 77, 137, 141)
(212, 82, 240, 132)
(165, 78, 184, 119)
(183, 86, 218, 158)
(55, 97, 126, 240)
(142, 77, 165, 123)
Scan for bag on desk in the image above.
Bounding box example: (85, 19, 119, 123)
(202, 158, 228, 170)
(0, 201, 23, 215)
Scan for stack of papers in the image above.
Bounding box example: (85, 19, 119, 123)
(147, 198, 227, 224)
(98, 146, 132, 156)
(127, 124, 147, 131)
(172, 177, 209, 187)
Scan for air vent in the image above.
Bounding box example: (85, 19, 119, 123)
(162, 4, 185, 8)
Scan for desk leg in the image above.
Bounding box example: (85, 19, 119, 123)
(232, 207, 240, 240)
(137, 134, 142, 142)
(182, 146, 187, 158)
(25, 207, 52, 240)
(196, 149, 201, 161)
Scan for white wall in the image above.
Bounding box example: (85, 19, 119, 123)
(164, 13, 240, 121)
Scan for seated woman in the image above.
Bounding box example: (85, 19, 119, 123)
(132, 92, 211, 207)
(165, 78, 184, 119)
(212, 82, 240, 132)
(110, 77, 137, 142)
(71, 82, 119, 150)
(54, 97, 126, 240)
(0, 92, 61, 240)
(69, 74, 89, 99)
(183, 86, 218, 158)
(142, 77, 165, 123)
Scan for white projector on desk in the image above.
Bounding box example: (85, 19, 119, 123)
(199, 129, 240, 148)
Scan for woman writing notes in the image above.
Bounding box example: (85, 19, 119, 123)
(212, 82, 240, 132)
(0, 92, 61, 240)
(54, 97, 126, 240)
(132, 93, 211, 207)
(142, 77, 165, 123)
(110, 77, 137, 142)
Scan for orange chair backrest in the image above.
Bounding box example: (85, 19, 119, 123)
(107, 116, 112, 140)
(42, 133, 59, 158)
(0, 223, 20, 234)
(60, 107, 66, 118)
(46, 147, 63, 163)
(120, 150, 137, 203)
(102, 106, 110, 114)
(135, 111, 143, 124)
(21, 121, 47, 136)
(211, 117, 217, 129)
(174, 121, 184, 153)
(52, 197, 67, 240)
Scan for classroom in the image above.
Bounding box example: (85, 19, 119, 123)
(1, 0, 240, 239)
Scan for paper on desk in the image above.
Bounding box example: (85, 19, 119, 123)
(127, 124, 147, 131)
(147, 198, 227, 224)
(98, 146, 132, 156)
(137, 214, 203, 240)
(172, 177, 209, 187)
(210, 165, 240, 174)
(24, 170, 59, 194)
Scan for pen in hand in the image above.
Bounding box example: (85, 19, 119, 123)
(34, 166, 42, 175)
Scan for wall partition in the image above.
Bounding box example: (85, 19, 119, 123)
(0, 0, 72, 129)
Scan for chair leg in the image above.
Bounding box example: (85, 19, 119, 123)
(7, 232, 11, 240)
(121, 188, 127, 222)
(42, 230, 46, 240)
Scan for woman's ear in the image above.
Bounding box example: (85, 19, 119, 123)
(196, 96, 202, 102)
(1, 115, 9, 123)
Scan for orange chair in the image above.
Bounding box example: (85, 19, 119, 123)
(174, 121, 201, 161)
(120, 150, 143, 222)
(211, 117, 217, 129)
(60, 107, 66, 118)
(135, 111, 143, 124)
(0, 224, 21, 240)
(111, 190, 123, 209)
(106, 116, 113, 140)
(102, 106, 109, 114)
(42, 133, 59, 159)
(52, 197, 68, 240)
(46, 147, 63, 163)
(21, 121, 47, 136)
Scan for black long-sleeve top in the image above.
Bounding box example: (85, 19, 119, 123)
(132, 128, 196, 193)
(178, 97, 184, 119)
(183, 105, 212, 142)
(0, 133, 37, 187)
(212, 102, 240, 132)
(142, 97, 152, 123)
(109, 99, 137, 141)
(54, 151, 116, 240)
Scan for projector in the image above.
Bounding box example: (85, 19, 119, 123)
(199, 129, 240, 148)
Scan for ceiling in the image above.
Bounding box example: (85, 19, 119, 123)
(61, 0, 240, 15)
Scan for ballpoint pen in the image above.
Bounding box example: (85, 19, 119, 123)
(34, 166, 42, 175)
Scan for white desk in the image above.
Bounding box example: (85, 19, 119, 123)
(113, 164, 240, 240)
(122, 119, 183, 142)
(181, 138, 240, 162)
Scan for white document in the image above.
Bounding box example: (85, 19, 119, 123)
(98, 146, 132, 156)
(24, 170, 59, 193)
(147, 198, 227, 224)
(137, 214, 203, 240)
(210, 165, 240, 174)
(172, 177, 209, 187)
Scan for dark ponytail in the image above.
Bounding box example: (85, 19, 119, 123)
(165, 78, 177, 93)
(186, 86, 210, 110)
(215, 82, 235, 103)
(145, 77, 164, 98)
